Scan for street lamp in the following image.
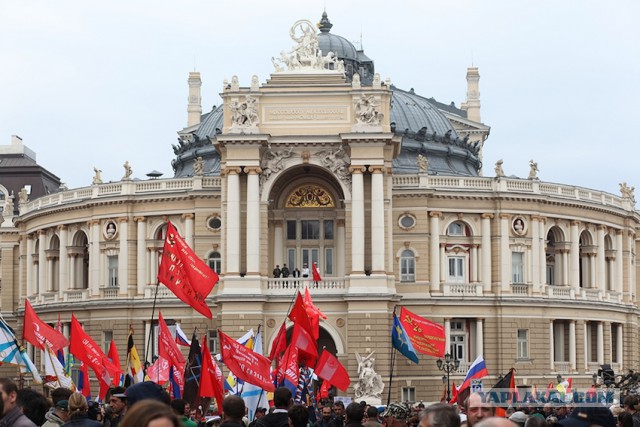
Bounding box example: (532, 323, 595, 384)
(437, 353, 460, 401)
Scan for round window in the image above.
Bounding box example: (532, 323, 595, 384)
(399, 214, 416, 230)
(208, 217, 221, 230)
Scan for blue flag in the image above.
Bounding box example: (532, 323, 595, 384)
(391, 313, 419, 364)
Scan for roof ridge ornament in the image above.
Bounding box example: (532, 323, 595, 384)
(271, 19, 344, 74)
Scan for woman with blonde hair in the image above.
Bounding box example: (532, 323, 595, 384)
(120, 400, 180, 427)
(61, 392, 102, 426)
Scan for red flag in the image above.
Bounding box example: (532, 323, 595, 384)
(450, 381, 458, 404)
(107, 339, 121, 386)
(303, 287, 326, 319)
(277, 344, 299, 390)
(317, 380, 330, 401)
(22, 300, 69, 352)
(290, 323, 317, 365)
(147, 356, 171, 384)
(219, 330, 275, 392)
(199, 339, 224, 416)
(311, 262, 322, 282)
(78, 362, 91, 398)
(69, 315, 121, 391)
(269, 322, 288, 360)
(399, 307, 446, 357)
(158, 312, 186, 367)
(314, 350, 350, 391)
(288, 292, 317, 340)
(157, 221, 218, 319)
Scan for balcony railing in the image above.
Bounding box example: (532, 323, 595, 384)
(265, 278, 346, 294)
(547, 286, 573, 299)
(554, 361, 571, 374)
(581, 288, 602, 301)
(510, 284, 531, 296)
(443, 283, 483, 297)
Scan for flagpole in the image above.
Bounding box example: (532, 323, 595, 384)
(272, 289, 299, 381)
(145, 282, 161, 365)
(387, 308, 397, 406)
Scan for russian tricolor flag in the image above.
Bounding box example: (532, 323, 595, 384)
(175, 324, 191, 347)
(458, 355, 489, 391)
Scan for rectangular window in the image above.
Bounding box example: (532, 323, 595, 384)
(286, 220, 297, 240)
(448, 257, 465, 283)
(324, 248, 333, 276)
(324, 220, 334, 240)
(512, 252, 524, 284)
(103, 330, 113, 354)
(546, 264, 555, 285)
(301, 220, 320, 240)
(450, 335, 465, 363)
(401, 387, 416, 403)
(108, 255, 118, 287)
(400, 256, 415, 282)
(287, 248, 297, 270)
(208, 330, 218, 355)
(517, 329, 529, 359)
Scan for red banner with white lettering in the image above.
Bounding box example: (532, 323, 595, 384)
(219, 330, 275, 392)
(399, 307, 446, 357)
(157, 221, 218, 319)
(23, 300, 69, 352)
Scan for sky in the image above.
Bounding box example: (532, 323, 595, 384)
(1, 0, 638, 195)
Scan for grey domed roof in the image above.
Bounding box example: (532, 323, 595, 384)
(317, 11, 359, 61)
(391, 87, 458, 138)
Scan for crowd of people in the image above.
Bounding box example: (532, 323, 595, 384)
(0, 379, 636, 427)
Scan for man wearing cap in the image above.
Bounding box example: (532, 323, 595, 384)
(42, 387, 73, 427)
(381, 402, 411, 427)
(104, 387, 127, 427)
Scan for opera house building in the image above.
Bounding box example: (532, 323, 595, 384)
(0, 13, 638, 402)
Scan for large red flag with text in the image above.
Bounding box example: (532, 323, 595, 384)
(157, 221, 218, 319)
(147, 356, 171, 384)
(22, 300, 69, 352)
(158, 312, 186, 368)
(69, 315, 121, 392)
(219, 330, 275, 392)
(288, 292, 317, 340)
(199, 339, 225, 416)
(314, 350, 350, 391)
(277, 344, 299, 394)
(399, 307, 446, 357)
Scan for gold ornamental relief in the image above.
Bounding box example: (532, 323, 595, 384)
(285, 185, 334, 208)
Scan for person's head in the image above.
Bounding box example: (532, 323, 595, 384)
(120, 399, 180, 427)
(333, 400, 345, 418)
(474, 418, 518, 427)
(17, 388, 49, 425)
(110, 386, 128, 415)
(289, 404, 309, 427)
(274, 387, 293, 409)
(524, 414, 545, 427)
(256, 408, 267, 420)
(508, 411, 527, 427)
(51, 387, 73, 406)
(542, 404, 553, 416)
(618, 411, 634, 427)
(624, 396, 638, 413)
(0, 378, 19, 415)
(382, 402, 412, 427)
(554, 405, 568, 418)
(322, 405, 333, 420)
(465, 393, 495, 427)
(170, 399, 188, 416)
(367, 406, 380, 421)
(419, 403, 460, 427)
(556, 404, 616, 427)
(53, 399, 70, 423)
(346, 402, 365, 424)
(222, 395, 246, 423)
(68, 392, 89, 419)
(123, 381, 166, 408)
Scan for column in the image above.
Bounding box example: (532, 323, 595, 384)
(274, 221, 284, 267)
(38, 230, 46, 293)
(90, 220, 101, 295)
(369, 166, 385, 274)
(539, 217, 547, 286)
(439, 244, 446, 284)
(531, 216, 540, 290)
(471, 245, 479, 283)
(226, 167, 242, 275)
(244, 167, 261, 275)
(184, 213, 194, 248)
(118, 218, 129, 294)
(597, 225, 606, 291)
(627, 231, 635, 301)
(597, 322, 604, 365)
(549, 320, 555, 371)
(499, 215, 510, 292)
(569, 321, 576, 372)
(430, 212, 441, 292)
(26, 234, 33, 296)
(616, 324, 623, 366)
(444, 318, 451, 355)
(583, 322, 589, 370)
(561, 250, 569, 286)
(336, 220, 345, 277)
(135, 217, 147, 294)
(616, 231, 623, 293)
(589, 254, 597, 290)
(476, 319, 484, 357)
(605, 322, 612, 364)
(350, 166, 366, 274)
(58, 225, 68, 293)
(481, 214, 492, 292)
(569, 221, 580, 289)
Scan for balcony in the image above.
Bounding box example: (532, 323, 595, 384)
(547, 286, 574, 299)
(510, 283, 532, 296)
(265, 278, 346, 295)
(554, 361, 571, 374)
(443, 283, 483, 297)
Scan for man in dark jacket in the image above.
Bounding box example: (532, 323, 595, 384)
(0, 378, 37, 427)
(256, 387, 292, 427)
(220, 396, 245, 427)
(343, 403, 364, 427)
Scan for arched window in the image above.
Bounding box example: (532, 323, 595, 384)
(208, 251, 222, 274)
(399, 249, 415, 283)
(447, 222, 467, 236)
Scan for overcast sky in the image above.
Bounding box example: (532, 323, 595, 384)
(1, 0, 638, 196)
